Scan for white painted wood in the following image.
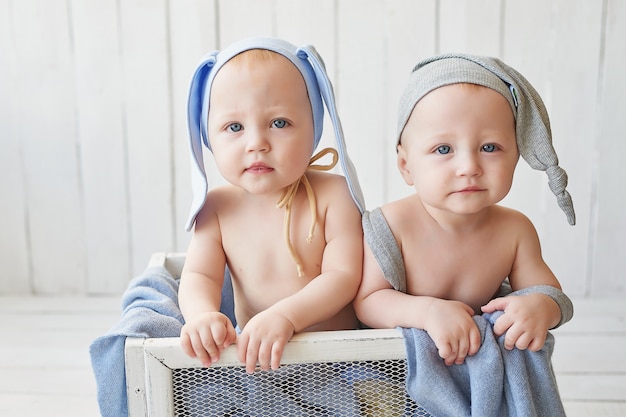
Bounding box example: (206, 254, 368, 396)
(558, 373, 626, 402)
(141, 328, 406, 370)
(1, 1, 626, 297)
(439, 0, 503, 56)
(0, 0, 31, 294)
(500, 0, 600, 296)
(71, 0, 133, 293)
(144, 347, 175, 416)
(274, 0, 336, 50)
(218, 0, 276, 45)
(168, 0, 219, 251)
(148, 251, 185, 277)
(125, 338, 148, 417)
(0, 295, 121, 417)
(9, 0, 86, 294)
(337, 0, 396, 208)
(552, 334, 626, 374)
(499, 0, 553, 226)
(119, 0, 175, 276)
(564, 403, 626, 417)
(590, 0, 626, 296)
(539, 0, 604, 296)
(382, 0, 438, 204)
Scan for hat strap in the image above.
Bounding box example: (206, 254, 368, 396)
(276, 148, 338, 277)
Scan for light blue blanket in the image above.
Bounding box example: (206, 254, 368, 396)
(89, 267, 185, 417)
(89, 266, 236, 417)
(401, 311, 566, 417)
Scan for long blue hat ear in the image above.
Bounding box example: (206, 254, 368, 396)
(296, 45, 366, 214)
(186, 51, 218, 231)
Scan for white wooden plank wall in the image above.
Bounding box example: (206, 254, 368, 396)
(1, 0, 624, 296)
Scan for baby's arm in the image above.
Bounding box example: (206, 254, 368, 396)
(481, 215, 569, 351)
(237, 182, 363, 373)
(354, 242, 481, 366)
(179, 208, 237, 367)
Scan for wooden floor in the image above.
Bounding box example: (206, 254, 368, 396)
(0, 296, 625, 417)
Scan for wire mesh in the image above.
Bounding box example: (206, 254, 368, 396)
(172, 359, 431, 416)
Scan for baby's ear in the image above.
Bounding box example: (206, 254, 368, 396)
(396, 144, 414, 186)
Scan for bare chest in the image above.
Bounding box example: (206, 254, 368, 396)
(218, 203, 326, 309)
(402, 234, 515, 310)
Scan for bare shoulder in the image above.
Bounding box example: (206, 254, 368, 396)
(306, 170, 351, 190)
(204, 184, 241, 203)
(491, 205, 538, 236)
(194, 185, 241, 226)
(305, 171, 357, 206)
(305, 171, 361, 236)
(378, 195, 424, 232)
(380, 195, 418, 219)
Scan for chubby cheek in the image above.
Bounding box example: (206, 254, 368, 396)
(212, 148, 240, 180)
(489, 166, 516, 201)
(412, 174, 441, 199)
(288, 148, 313, 170)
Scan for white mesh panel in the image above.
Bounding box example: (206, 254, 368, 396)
(172, 359, 431, 416)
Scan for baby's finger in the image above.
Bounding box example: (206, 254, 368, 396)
(200, 329, 223, 364)
(180, 331, 197, 359)
(236, 333, 248, 365)
(270, 341, 285, 371)
(437, 342, 456, 366)
(492, 313, 514, 336)
(224, 325, 238, 348)
(503, 326, 523, 350)
(189, 333, 212, 367)
(244, 339, 260, 374)
(468, 325, 482, 356)
(454, 337, 470, 365)
(210, 325, 226, 347)
(257, 340, 272, 371)
(527, 334, 546, 352)
(481, 296, 508, 313)
(513, 332, 532, 350)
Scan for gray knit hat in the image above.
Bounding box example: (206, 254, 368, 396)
(397, 53, 575, 225)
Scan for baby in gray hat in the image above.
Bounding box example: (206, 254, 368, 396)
(354, 54, 574, 367)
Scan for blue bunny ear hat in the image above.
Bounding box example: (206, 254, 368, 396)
(397, 53, 575, 226)
(186, 37, 365, 231)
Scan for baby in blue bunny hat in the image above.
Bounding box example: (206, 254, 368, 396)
(178, 37, 365, 374)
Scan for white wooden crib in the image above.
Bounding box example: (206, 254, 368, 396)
(124, 253, 427, 416)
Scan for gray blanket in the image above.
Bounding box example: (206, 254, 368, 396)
(401, 311, 566, 417)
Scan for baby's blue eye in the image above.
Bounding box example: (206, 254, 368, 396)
(436, 145, 451, 155)
(228, 123, 242, 132)
(272, 119, 287, 128)
(482, 144, 496, 152)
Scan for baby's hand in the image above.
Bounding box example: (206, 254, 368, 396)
(180, 312, 237, 367)
(237, 310, 295, 374)
(481, 293, 557, 351)
(424, 299, 481, 366)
